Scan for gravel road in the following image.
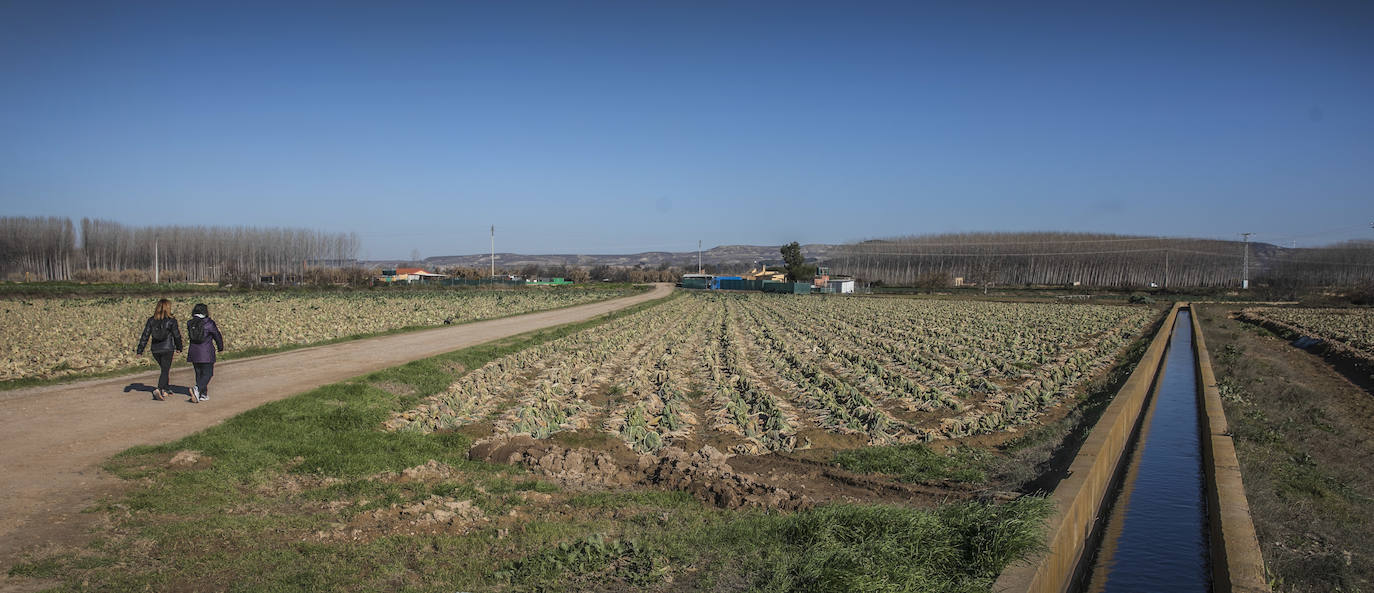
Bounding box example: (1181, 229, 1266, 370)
(0, 283, 672, 575)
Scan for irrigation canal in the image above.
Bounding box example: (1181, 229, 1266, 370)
(1080, 308, 1211, 592)
(996, 303, 1267, 593)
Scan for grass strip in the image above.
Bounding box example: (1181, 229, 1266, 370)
(500, 497, 1052, 593)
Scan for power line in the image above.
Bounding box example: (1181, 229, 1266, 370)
(841, 247, 1212, 257)
(1246, 223, 1374, 243)
(1264, 255, 1374, 268)
(856, 236, 1200, 248)
(1240, 232, 1253, 289)
(840, 246, 1374, 267)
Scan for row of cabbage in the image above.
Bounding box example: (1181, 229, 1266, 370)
(1244, 307, 1374, 356)
(390, 292, 1155, 454)
(0, 288, 635, 381)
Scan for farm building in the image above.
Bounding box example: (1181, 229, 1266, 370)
(744, 265, 786, 282)
(378, 268, 448, 284)
(680, 275, 745, 290)
(681, 273, 712, 289)
(827, 278, 855, 294)
(710, 276, 743, 289)
(681, 273, 812, 294)
(811, 266, 832, 289)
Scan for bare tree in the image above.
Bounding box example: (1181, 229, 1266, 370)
(4, 217, 362, 283)
(830, 232, 1371, 289)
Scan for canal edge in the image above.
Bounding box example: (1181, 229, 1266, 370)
(1190, 304, 1271, 593)
(994, 302, 1182, 593)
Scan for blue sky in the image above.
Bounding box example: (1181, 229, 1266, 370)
(2, 1, 1372, 259)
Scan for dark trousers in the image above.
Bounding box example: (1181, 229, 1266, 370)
(193, 362, 214, 395)
(152, 352, 174, 391)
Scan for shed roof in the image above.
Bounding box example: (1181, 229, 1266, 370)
(395, 268, 446, 277)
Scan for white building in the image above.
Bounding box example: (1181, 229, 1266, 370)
(827, 278, 855, 294)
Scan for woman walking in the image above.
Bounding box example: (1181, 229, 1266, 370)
(185, 303, 224, 403)
(135, 298, 183, 401)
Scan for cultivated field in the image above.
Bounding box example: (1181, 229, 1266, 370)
(1242, 306, 1374, 356)
(0, 288, 635, 382)
(6, 290, 1159, 592)
(391, 292, 1156, 454)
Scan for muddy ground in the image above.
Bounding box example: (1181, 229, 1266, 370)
(468, 435, 988, 512)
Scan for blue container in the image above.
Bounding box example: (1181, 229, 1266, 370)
(710, 276, 744, 290)
(717, 278, 762, 291)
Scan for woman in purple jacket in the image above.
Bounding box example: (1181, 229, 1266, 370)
(185, 303, 224, 403)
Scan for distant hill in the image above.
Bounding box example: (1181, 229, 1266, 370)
(366, 244, 841, 269)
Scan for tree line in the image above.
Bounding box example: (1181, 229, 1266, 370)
(1, 216, 360, 283)
(0, 217, 77, 282)
(1262, 240, 1374, 288)
(829, 232, 1374, 289)
(433, 264, 685, 284)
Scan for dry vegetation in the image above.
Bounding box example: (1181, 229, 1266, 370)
(389, 292, 1155, 456)
(1242, 306, 1374, 357)
(0, 288, 633, 382)
(1199, 306, 1374, 593)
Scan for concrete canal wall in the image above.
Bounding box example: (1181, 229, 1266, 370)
(995, 303, 1270, 593)
(1191, 307, 1270, 593)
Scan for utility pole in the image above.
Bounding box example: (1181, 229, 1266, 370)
(1159, 236, 1168, 290)
(490, 225, 495, 278)
(1240, 232, 1252, 289)
(698, 240, 702, 274)
(153, 237, 159, 284)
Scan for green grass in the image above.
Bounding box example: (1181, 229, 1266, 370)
(8, 287, 1055, 592)
(833, 444, 993, 484)
(499, 497, 1053, 593)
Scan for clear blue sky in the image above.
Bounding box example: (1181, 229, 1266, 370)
(3, 1, 1372, 259)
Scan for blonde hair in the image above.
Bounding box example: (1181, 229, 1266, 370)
(152, 299, 174, 320)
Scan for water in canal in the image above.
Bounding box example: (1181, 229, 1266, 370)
(1084, 309, 1210, 593)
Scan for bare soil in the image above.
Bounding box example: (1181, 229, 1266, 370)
(0, 284, 671, 583)
(468, 432, 985, 514)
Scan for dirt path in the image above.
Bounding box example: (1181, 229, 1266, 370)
(0, 284, 672, 573)
(1196, 306, 1374, 591)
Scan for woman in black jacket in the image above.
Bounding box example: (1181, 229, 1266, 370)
(135, 298, 183, 400)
